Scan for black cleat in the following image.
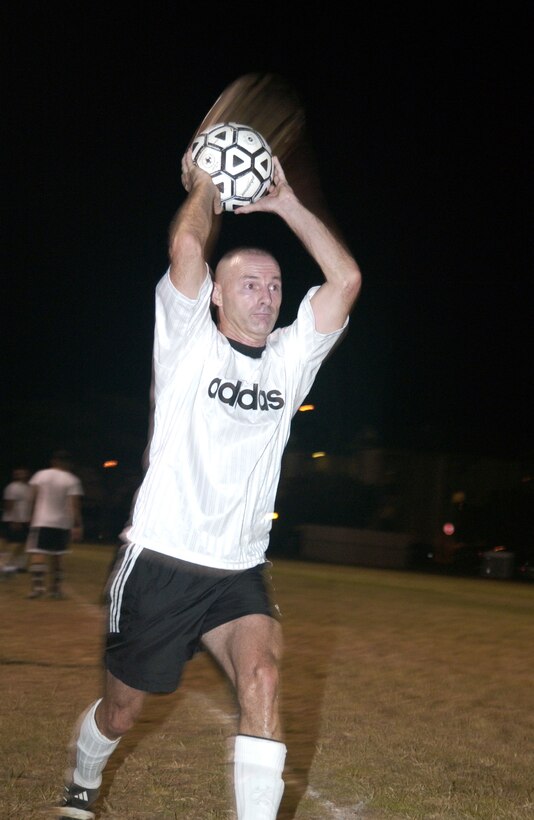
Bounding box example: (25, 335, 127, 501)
(56, 782, 99, 818)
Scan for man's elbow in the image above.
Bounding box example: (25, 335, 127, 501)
(342, 262, 362, 306)
(169, 228, 203, 268)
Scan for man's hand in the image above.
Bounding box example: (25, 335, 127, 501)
(234, 157, 295, 216)
(181, 148, 223, 215)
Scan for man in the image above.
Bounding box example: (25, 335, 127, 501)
(1, 467, 33, 574)
(26, 450, 83, 599)
(57, 149, 361, 819)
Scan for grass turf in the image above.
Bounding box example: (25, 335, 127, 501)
(1, 543, 533, 818)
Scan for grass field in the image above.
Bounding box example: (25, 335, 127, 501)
(1, 543, 533, 819)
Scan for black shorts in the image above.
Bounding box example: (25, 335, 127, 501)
(26, 526, 70, 554)
(104, 545, 280, 694)
(7, 522, 30, 543)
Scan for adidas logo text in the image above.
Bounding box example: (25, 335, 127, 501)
(208, 378, 284, 411)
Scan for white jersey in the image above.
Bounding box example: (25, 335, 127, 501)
(29, 468, 83, 529)
(2, 481, 33, 523)
(128, 268, 348, 570)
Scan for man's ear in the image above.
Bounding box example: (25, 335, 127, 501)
(211, 282, 222, 307)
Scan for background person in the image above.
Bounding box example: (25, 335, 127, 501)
(57, 149, 361, 820)
(1, 467, 33, 574)
(26, 450, 84, 599)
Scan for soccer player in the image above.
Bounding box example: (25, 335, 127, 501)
(26, 450, 83, 599)
(57, 150, 361, 819)
(1, 467, 33, 574)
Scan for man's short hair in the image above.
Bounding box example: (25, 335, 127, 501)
(214, 247, 278, 283)
(51, 449, 72, 467)
(218, 246, 271, 263)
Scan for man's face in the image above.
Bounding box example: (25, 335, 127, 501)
(212, 252, 282, 346)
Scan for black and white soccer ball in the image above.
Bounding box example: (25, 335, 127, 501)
(191, 122, 273, 212)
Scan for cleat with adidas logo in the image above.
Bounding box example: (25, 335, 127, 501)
(56, 782, 99, 819)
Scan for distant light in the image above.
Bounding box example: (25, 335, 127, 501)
(265, 512, 279, 521)
(299, 404, 315, 412)
(443, 522, 455, 536)
(103, 460, 119, 468)
(312, 451, 326, 459)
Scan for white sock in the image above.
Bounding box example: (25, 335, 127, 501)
(72, 699, 121, 789)
(234, 734, 287, 820)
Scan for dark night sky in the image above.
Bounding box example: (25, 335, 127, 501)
(4, 3, 533, 466)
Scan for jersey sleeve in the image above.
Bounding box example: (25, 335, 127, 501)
(153, 265, 214, 395)
(67, 476, 84, 497)
(271, 286, 349, 415)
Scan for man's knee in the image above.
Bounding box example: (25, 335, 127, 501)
(96, 697, 141, 737)
(97, 674, 146, 737)
(238, 655, 280, 707)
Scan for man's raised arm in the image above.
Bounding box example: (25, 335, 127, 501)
(236, 157, 362, 333)
(168, 149, 221, 298)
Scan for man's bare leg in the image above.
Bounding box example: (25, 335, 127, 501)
(202, 614, 286, 819)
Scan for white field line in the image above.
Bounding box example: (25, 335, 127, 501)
(304, 788, 369, 817)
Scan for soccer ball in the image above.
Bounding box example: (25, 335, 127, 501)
(191, 122, 273, 212)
